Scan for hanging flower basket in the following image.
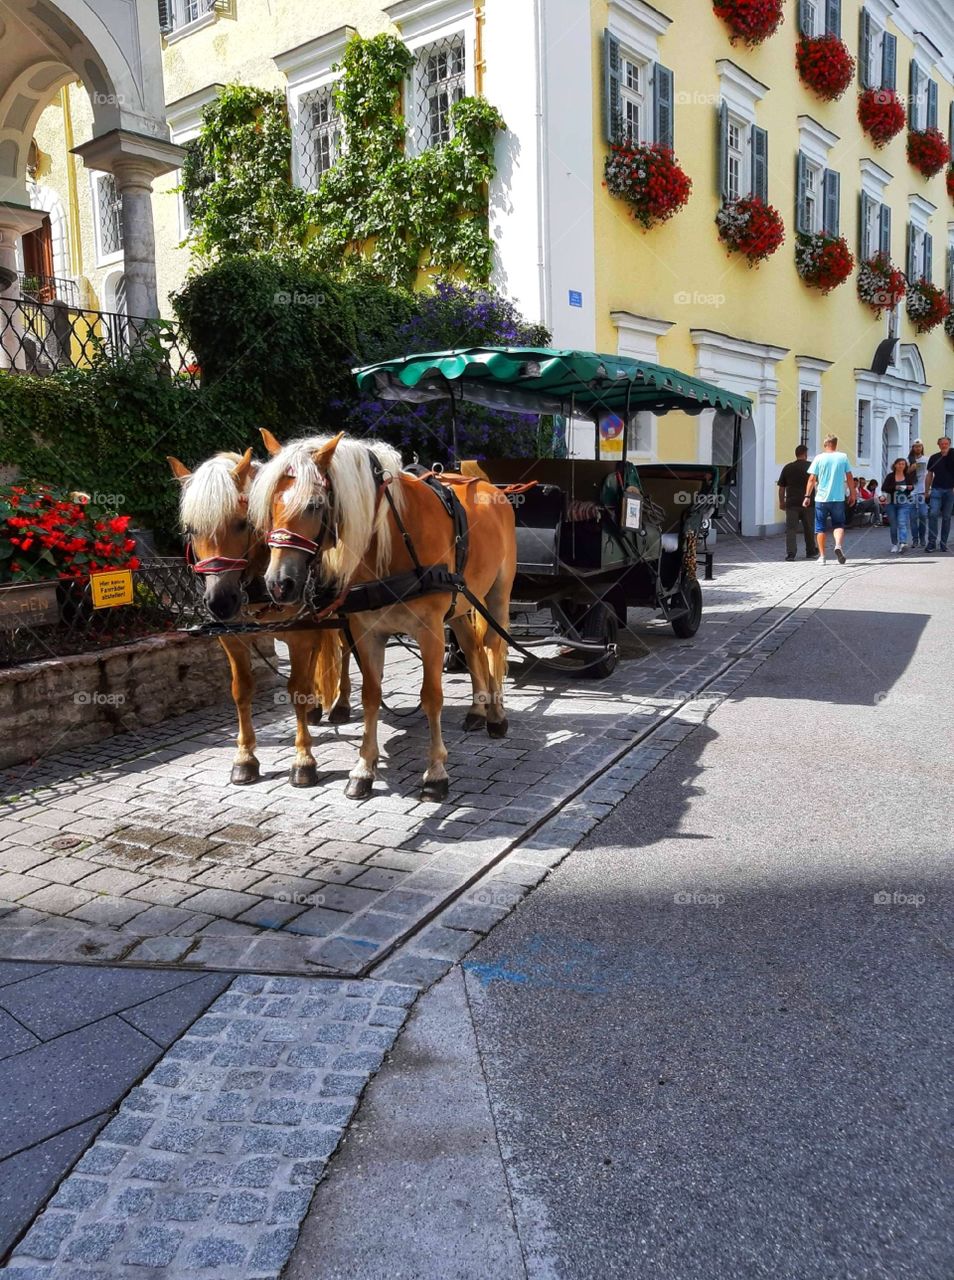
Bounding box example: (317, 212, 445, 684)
(712, 0, 783, 46)
(907, 127, 949, 178)
(857, 255, 907, 313)
(857, 89, 906, 147)
(906, 279, 950, 333)
(795, 232, 854, 293)
(603, 142, 692, 230)
(796, 35, 855, 101)
(716, 196, 785, 266)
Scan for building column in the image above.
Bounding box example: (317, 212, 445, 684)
(0, 203, 48, 371)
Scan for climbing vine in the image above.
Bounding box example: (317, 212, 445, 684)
(181, 34, 506, 287)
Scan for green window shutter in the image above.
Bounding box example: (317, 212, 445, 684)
(947, 243, 954, 303)
(950, 101, 954, 160)
(881, 33, 897, 90)
(603, 30, 623, 144)
(751, 126, 768, 202)
(908, 61, 919, 129)
(825, 0, 841, 38)
(158, 0, 173, 34)
(906, 223, 917, 280)
(858, 9, 872, 89)
(653, 64, 674, 150)
(927, 79, 938, 130)
(924, 232, 933, 282)
(718, 101, 729, 200)
(859, 191, 874, 257)
(796, 151, 810, 233)
(879, 203, 892, 259)
(798, 0, 812, 36)
(823, 169, 840, 238)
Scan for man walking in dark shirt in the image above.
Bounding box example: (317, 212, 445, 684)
(925, 436, 954, 553)
(778, 445, 817, 560)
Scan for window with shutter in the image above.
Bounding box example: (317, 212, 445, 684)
(947, 243, 954, 303)
(950, 102, 954, 161)
(603, 30, 623, 144)
(718, 101, 729, 201)
(621, 55, 646, 143)
(881, 33, 897, 91)
(653, 64, 674, 150)
(908, 61, 921, 129)
(158, 0, 172, 35)
(726, 118, 747, 202)
(822, 169, 840, 238)
(858, 9, 872, 89)
(859, 191, 875, 258)
(879, 204, 891, 259)
(799, 0, 819, 37)
(796, 152, 811, 234)
(825, 0, 841, 38)
(924, 233, 933, 283)
(927, 80, 938, 131)
(751, 127, 768, 202)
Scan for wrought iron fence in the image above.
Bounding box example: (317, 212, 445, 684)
(0, 557, 207, 669)
(0, 299, 199, 386)
(16, 273, 80, 307)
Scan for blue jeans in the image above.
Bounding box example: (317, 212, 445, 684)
(927, 489, 954, 549)
(815, 501, 846, 533)
(911, 495, 928, 544)
(886, 502, 912, 546)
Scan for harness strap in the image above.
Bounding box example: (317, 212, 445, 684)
(266, 528, 321, 555)
(192, 555, 250, 575)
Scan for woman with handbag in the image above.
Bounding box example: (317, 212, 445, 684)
(881, 458, 916, 553)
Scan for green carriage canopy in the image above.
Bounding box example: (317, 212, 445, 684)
(354, 346, 753, 420)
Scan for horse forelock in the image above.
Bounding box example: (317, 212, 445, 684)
(179, 452, 247, 538)
(249, 434, 405, 587)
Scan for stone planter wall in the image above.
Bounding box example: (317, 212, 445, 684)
(0, 633, 282, 770)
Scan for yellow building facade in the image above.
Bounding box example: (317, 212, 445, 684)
(27, 0, 954, 535)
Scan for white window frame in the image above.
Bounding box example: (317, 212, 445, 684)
(620, 50, 649, 145)
(275, 28, 354, 192)
(803, 158, 823, 234)
(867, 17, 886, 88)
(412, 33, 467, 151)
(802, 0, 822, 38)
(726, 115, 748, 202)
(909, 194, 936, 283)
(166, 85, 224, 241)
(164, 0, 219, 44)
(294, 84, 342, 191)
(798, 116, 839, 235)
(795, 356, 832, 459)
(718, 61, 768, 201)
(611, 311, 674, 463)
(387, 1, 477, 156)
(909, 58, 931, 131)
(90, 170, 123, 267)
(857, 398, 873, 463)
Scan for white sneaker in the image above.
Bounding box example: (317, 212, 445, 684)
(890, 545, 899, 554)
(819, 555, 829, 565)
(899, 542, 907, 554)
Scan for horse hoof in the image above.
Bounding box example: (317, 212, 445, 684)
(230, 762, 260, 785)
(307, 707, 323, 726)
(487, 718, 509, 739)
(421, 777, 449, 802)
(329, 705, 351, 725)
(462, 712, 486, 733)
(345, 776, 374, 800)
(289, 762, 318, 788)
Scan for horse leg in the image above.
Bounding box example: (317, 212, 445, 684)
(482, 575, 511, 739)
(449, 614, 492, 733)
(286, 632, 320, 787)
(418, 614, 450, 801)
(309, 628, 339, 724)
(219, 635, 260, 784)
(345, 627, 385, 799)
(329, 634, 352, 725)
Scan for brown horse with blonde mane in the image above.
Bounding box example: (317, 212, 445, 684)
(167, 449, 348, 788)
(249, 431, 516, 800)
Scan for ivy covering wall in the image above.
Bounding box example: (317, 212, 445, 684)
(181, 34, 506, 287)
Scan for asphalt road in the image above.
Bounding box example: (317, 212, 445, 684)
(291, 552, 954, 1280)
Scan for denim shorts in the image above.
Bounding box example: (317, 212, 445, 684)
(815, 500, 846, 533)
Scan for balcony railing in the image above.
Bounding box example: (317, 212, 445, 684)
(16, 272, 79, 307)
(0, 297, 199, 387)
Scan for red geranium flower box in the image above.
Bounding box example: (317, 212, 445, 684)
(712, 0, 783, 46)
(857, 89, 906, 147)
(716, 195, 785, 266)
(604, 141, 692, 230)
(857, 255, 907, 313)
(947, 164, 954, 202)
(795, 232, 854, 293)
(797, 35, 855, 102)
(906, 278, 950, 334)
(907, 127, 949, 178)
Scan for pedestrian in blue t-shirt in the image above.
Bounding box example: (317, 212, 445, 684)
(804, 435, 856, 565)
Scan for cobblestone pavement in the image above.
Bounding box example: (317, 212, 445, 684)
(0, 541, 876, 976)
(1, 975, 415, 1278)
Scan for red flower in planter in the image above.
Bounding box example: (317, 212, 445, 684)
(857, 89, 906, 147)
(857, 255, 906, 313)
(907, 127, 949, 178)
(0, 485, 139, 586)
(713, 0, 783, 46)
(797, 35, 855, 101)
(946, 164, 954, 202)
(906, 278, 950, 333)
(716, 195, 785, 266)
(795, 232, 854, 293)
(604, 141, 692, 230)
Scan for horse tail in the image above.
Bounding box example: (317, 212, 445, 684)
(314, 630, 342, 713)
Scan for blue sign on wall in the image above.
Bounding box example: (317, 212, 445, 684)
(568, 290, 583, 308)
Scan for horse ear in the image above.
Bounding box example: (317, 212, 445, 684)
(167, 456, 191, 481)
(232, 447, 254, 483)
(313, 432, 345, 470)
(260, 428, 283, 456)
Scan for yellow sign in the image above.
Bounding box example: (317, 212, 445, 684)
(90, 569, 134, 609)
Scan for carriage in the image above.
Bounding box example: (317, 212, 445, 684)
(354, 346, 752, 677)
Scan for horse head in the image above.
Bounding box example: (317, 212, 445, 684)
(168, 447, 258, 621)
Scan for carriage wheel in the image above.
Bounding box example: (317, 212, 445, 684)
(580, 602, 619, 679)
(671, 579, 703, 638)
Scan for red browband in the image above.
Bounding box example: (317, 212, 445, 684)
(266, 528, 321, 556)
(192, 555, 250, 575)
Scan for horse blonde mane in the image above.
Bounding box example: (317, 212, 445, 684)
(178, 452, 248, 537)
(249, 434, 405, 588)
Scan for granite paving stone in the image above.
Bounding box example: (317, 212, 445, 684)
(0, 967, 202, 1040)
